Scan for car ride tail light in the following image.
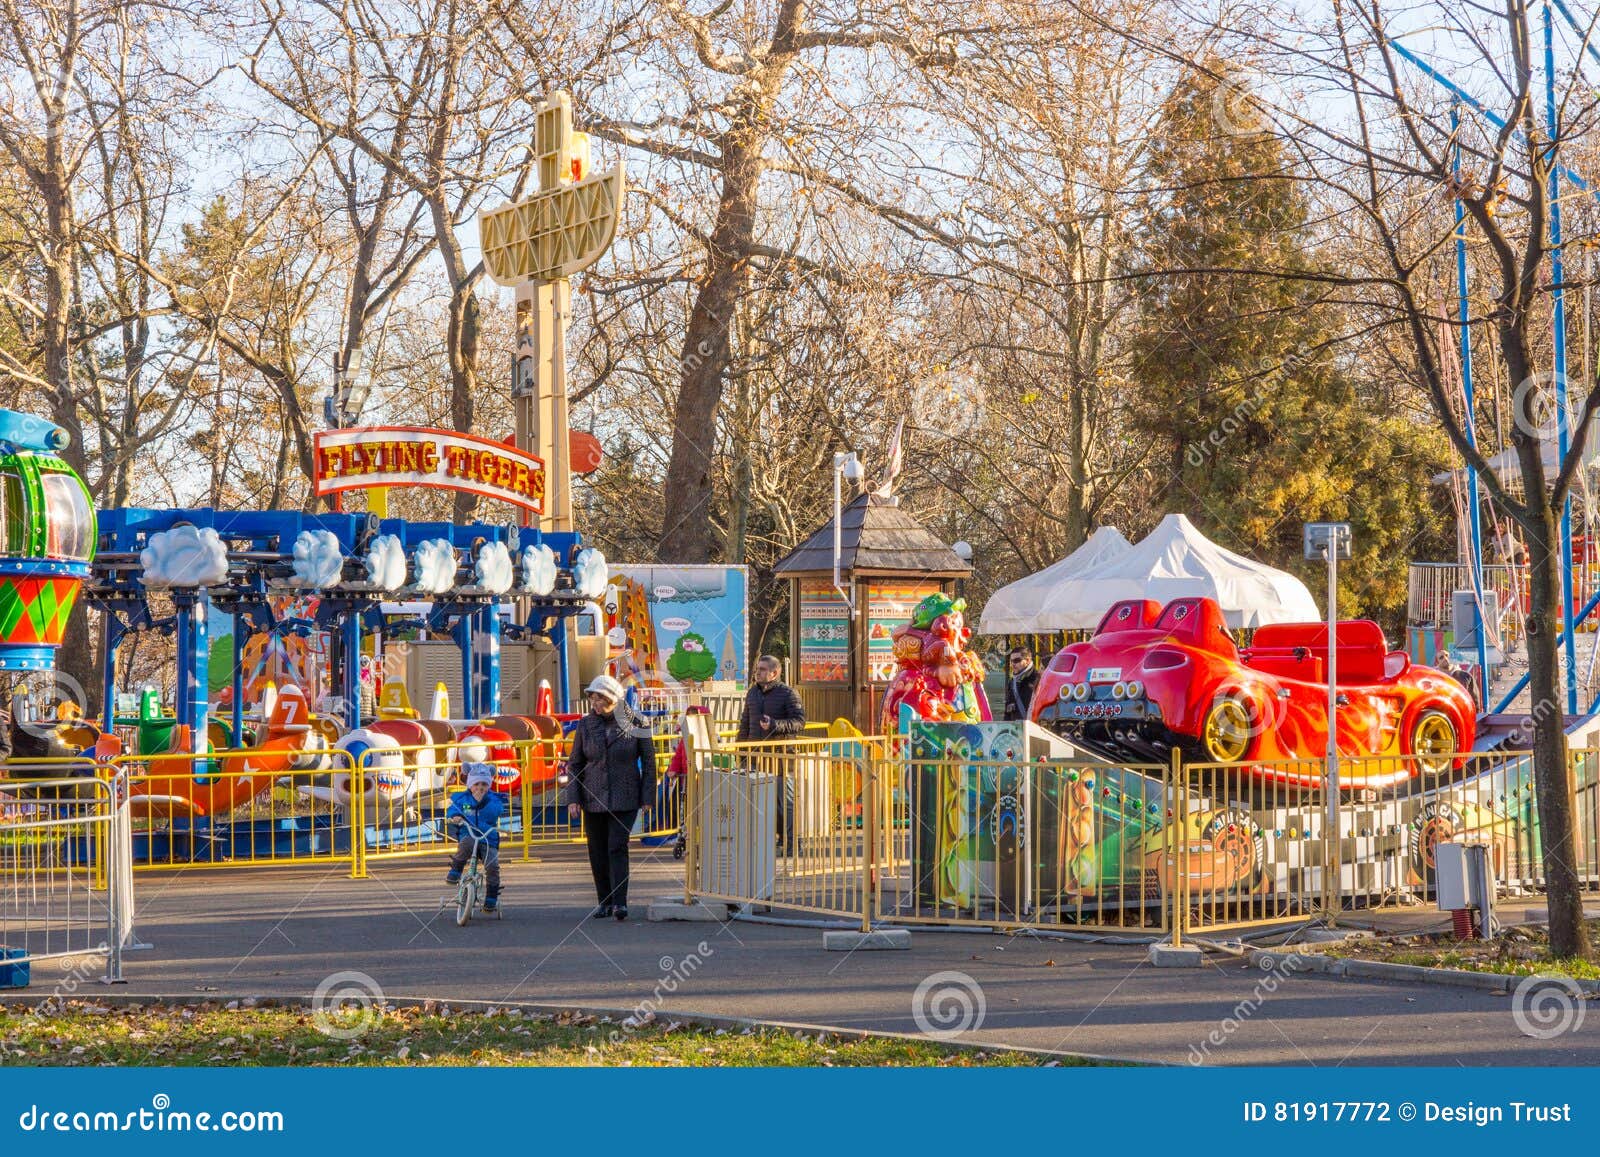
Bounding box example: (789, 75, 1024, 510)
(1125, 680, 1142, 698)
(1143, 649, 1187, 671)
(1111, 682, 1127, 699)
(1071, 682, 1091, 701)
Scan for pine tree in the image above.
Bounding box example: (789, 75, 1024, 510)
(1131, 61, 1448, 619)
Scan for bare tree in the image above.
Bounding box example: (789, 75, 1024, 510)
(0, 0, 227, 699)
(246, 0, 538, 517)
(1112, 0, 1596, 957)
(499, 0, 1020, 562)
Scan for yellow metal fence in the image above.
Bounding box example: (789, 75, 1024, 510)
(4, 731, 688, 879)
(683, 738, 1600, 938)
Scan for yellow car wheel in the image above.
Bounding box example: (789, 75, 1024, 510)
(1201, 695, 1254, 763)
(1409, 710, 1457, 776)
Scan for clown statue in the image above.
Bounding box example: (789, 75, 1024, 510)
(880, 593, 991, 732)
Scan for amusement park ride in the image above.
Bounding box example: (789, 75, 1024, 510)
(0, 67, 1583, 924)
(1400, 2, 1600, 718)
(0, 90, 625, 828)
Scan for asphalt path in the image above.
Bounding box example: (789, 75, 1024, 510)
(65, 846, 1596, 1066)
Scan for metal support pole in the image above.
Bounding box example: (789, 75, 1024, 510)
(1548, 2, 1580, 714)
(230, 617, 244, 741)
(455, 615, 476, 720)
(861, 753, 876, 933)
(682, 723, 696, 906)
(1326, 549, 1341, 927)
(342, 609, 362, 730)
(171, 591, 209, 755)
(551, 615, 570, 713)
(100, 615, 121, 734)
(1169, 744, 1184, 946)
(1453, 102, 1492, 704)
(478, 606, 502, 716)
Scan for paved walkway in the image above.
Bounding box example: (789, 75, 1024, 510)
(96, 847, 1600, 1066)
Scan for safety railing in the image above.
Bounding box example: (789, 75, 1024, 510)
(681, 736, 1600, 938)
(94, 723, 689, 878)
(1407, 561, 1600, 635)
(685, 734, 883, 928)
(885, 752, 1172, 931)
(0, 763, 129, 983)
(112, 749, 355, 873)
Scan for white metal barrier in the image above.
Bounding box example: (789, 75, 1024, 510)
(0, 767, 132, 985)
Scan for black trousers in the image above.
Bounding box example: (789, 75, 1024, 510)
(582, 809, 638, 908)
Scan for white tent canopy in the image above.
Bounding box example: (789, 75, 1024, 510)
(1431, 438, 1564, 486)
(981, 514, 1319, 632)
(978, 527, 1133, 634)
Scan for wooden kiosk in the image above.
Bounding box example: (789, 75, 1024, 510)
(773, 493, 970, 731)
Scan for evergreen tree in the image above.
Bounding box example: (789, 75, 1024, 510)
(1131, 61, 1448, 619)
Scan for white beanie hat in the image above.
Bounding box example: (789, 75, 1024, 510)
(464, 763, 495, 788)
(585, 674, 625, 704)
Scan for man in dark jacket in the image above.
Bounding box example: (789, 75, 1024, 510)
(736, 655, 804, 854)
(563, 675, 656, 920)
(736, 656, 806, 743)
(1003, 648, 1039, 722)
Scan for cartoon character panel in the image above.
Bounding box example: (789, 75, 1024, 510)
(603, 565, 747, 694)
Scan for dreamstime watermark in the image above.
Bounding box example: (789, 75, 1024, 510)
(1186, 382, 1271, 468)
(0, 951, 113, 1062)
(605, 942, 715, 1043)
(1188, 951, 1309, 1065)
(0, 948, 110, 1058)
(911, 970, 986, 1040)
(1509, 370, 1588, 445)
(1185, 345, 1315, 469)
(1511, 972, 1588, 1039)
(1208, 67, 1299, 139)
(1501, 694, 1560, 751)
(10, 670, 92, 743)
(310, 970, 386, 1040)
(911, 373, 986, 437)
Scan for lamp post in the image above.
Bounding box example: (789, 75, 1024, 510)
(1305, 521, 1351, 921)
(952, 540, 972, 602)
(833, 451, 863, 617)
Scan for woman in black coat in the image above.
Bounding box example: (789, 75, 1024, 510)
(563, 675, 656, 920)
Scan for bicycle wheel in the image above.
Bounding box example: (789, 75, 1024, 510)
(456, 876, 476, 926)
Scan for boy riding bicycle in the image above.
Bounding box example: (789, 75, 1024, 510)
(445, 764, 504, 911)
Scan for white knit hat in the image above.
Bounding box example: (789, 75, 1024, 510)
(464, 763, 494, 788)
(585, 674, 625, 704)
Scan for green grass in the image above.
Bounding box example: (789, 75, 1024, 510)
(0, 1003, 1071, 1067)
(1317, 917, 1600, 979)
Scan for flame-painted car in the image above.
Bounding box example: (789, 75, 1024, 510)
(1031, 596, 1476, 788)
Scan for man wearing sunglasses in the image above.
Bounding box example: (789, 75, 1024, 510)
(1002, 648, 1039, 722)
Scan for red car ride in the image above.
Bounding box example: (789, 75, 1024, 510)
(1030, 596, 1475, 788)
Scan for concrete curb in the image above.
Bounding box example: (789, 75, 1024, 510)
(823, 928, 911, 951)
(1244, 948, 1600, 995)
(0, 991, 1150, 1066)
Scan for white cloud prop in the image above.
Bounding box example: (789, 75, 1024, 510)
(572, 547, 608, 599)
(362, 534, 407, 592)
(475, 541, 514, 594)
(291, 529, 345, 588)
(520, 544, 558, 596)
(140, 525, 228, 588)
(413, 539, 457, 594)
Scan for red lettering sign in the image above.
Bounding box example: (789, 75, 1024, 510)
(312, 427, 545, 515)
